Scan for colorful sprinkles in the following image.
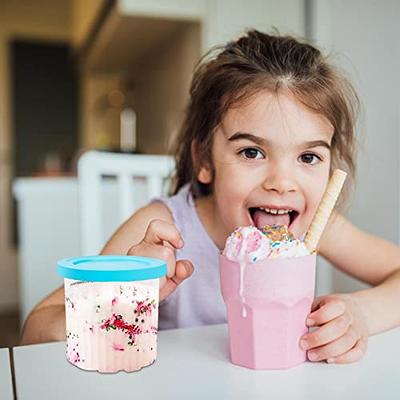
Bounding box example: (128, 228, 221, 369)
(224, 224, 309, 262)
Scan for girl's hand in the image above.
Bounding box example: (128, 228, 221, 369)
(300, 294, 369, 364)
(127, 219, 194, 302)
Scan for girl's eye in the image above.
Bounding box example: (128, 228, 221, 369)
(299, 153, 322, 165)
(239, 148, 264, 160)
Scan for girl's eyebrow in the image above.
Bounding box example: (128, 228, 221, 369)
(227, 131, 331, 150)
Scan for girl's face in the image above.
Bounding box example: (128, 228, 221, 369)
(198, 90, 334, 248)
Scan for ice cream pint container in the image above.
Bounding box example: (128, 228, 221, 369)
(57, 255, 167, 373)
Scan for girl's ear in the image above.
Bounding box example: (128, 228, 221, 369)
(191, 140, 212, 184)
(198, 164, 212, 184)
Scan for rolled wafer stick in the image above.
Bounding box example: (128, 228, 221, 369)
(304, 169, 347, 253)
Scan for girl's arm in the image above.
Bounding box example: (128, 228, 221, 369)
(319, 211, 400, 334)
(20, 285, 66, 345)
(299, 212, 400, 364)
(21, 201, 178, 345)
(319, 212, 400, 287)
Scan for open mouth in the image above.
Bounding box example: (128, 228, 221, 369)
(249, 207, 299, 230)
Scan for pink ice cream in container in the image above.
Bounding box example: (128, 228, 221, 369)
(57, 255, 167, 373)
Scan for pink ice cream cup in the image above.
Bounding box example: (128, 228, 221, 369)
(57, 255, 166, 373)
(220, 253, 316, 369)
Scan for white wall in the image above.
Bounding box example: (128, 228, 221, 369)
(310, 0, 400, 294)
(206, 0, 305, 48)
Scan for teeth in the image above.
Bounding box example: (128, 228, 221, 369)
(258, 207, 293, 214)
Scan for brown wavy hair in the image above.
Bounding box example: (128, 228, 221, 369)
(171, 30, 359, 203)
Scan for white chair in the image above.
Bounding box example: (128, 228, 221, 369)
(78, 151, 175, 255)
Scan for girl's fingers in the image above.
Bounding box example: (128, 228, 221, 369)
(158, 246, 178, 279)
(328, 337, 367, 364)
(310, 296, 325, 313)
(306, 326, 360, 362)
(126, 219, 193, 302)
(142, 219, 184, 249)
(172, 259, 194, 285)
(159, 260, 194, 301)
(307, 298, 346, 326)
(128, 236, 177, 279)
(301, 313, 351, 350)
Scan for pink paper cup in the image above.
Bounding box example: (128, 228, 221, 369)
(220, 254, 316, 369)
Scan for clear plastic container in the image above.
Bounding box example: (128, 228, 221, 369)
(57, 255, 166, 373)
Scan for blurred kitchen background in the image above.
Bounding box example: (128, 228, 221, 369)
(0, 0, 399, 347)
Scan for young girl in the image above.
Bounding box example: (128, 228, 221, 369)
(22, 30, 400, 364)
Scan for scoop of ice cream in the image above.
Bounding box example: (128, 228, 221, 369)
(261, 224, 309, 259)
(223, 226, 271, 262)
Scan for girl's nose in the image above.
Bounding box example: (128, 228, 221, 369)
(262, 165, 298, 194)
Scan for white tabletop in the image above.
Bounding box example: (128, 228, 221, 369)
(12, 324, 400, 400)
(0, 348, 14, 400)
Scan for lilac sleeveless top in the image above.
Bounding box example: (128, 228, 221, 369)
(154, 185, 227, 330)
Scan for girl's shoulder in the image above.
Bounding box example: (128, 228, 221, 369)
(135, 201, 174, 224)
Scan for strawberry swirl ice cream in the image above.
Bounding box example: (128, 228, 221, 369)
(58, 255, 167, 373)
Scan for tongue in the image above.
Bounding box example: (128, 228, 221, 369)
(252, 210, 290, 229)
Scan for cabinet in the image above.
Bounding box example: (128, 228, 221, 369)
(73, 0, 306, 154)
(71, 0, 108, 48)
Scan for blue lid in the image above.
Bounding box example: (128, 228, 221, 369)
(57, 255, 167, 282)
